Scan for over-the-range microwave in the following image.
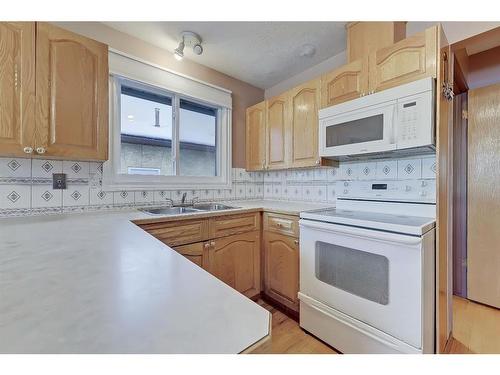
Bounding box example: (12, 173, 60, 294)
(319, 77, 435, 160)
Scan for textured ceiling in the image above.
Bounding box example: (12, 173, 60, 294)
(103, 22, 347, 89)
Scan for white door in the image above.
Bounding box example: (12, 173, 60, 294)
(300, 219, 423, 348)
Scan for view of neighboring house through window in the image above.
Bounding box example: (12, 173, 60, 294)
(119, 79, 218, 177)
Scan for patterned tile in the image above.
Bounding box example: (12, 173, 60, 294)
(327, 167, 341, 181)
(310, 185, 327, 202)
(0, 157, 32, 178)
(213, 188, 225, 201)
(0, 185, 31, 209)
(397, 158, 422, 180)
(32, 159, 63, 179)
(153, 190, 172, 204)
(289, 185, 302, 201)
(339, 163, 358, 180)
(63, 185, 90, 207)
(224, 187, 235, 200)
(134, 191, 154, 204)
(263, 184, 273, 199)
(200, 189, 214, 201)
(422, 157, 437, 179)
(63, 161, 89, 179)
(90, 189, 113, 206)
(254, 183, 264, 198)
(272, 184, 282, 199)
(375, 160, 398, 180)
(32, 184, 62, 208)
(313, 169, 328, 182)
(327, 183, 337, 202)
(235, 183, 246, 199)
(358, 162, 377, 180)
(113, 191, 134, 205)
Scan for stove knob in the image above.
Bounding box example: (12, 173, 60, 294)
(344, 182, 349, 187)
(420, 190, 427, 197)
(405, 185, 412, 192)
(343, 189, 348, 194)
(421, 180, 427, 187)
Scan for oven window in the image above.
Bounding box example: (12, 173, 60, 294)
(315, 241, 389, 305)
(326, 114, 384, 147)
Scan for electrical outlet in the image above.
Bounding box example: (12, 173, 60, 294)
(53, 173, 67, 189)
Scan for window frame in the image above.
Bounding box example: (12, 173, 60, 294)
(104, 74, 232, 191)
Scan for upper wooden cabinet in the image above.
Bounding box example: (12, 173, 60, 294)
(245, 101, 266, 171)
(0, 22, 109, 161)
(347, 22, 406, 62)
(0, 22, 36, 157)
(368, 26, 437, 93)
(321, 57, 369, 107)
(35, 23, 109, 160)
(290, 78, 321, 168)
(266, 92, 288, 169)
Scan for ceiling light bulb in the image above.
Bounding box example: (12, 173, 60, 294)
(174, 40, 185, 61)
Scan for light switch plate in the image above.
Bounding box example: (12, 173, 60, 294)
(53, 173, 67, 189)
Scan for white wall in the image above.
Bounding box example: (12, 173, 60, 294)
(265, 22, 500, 98)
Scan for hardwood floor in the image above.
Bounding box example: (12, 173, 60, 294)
(448, 296, 500, 353)
(249, 300, 338, 354)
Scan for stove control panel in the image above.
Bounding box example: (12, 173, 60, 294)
(336, 179, 436, 203)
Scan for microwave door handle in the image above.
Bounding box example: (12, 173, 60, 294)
(299, 219, 423, 246)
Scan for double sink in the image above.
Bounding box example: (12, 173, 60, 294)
(143, 203, 238, 216)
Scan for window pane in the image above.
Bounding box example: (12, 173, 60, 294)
(120, 84, 174, 176)
(179, 99, 217, 176)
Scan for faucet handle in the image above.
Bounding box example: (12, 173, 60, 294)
(192, 196, 200, 205)
(165, 198, 174, 207)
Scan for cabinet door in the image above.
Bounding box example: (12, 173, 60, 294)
(320, 57, 369, 108)
(0, 22, 35, 157)
(173, 242, 210, 270)
(245, 101, 266, 171)
(264, 232, 299, 311)
(289, 78, 321, 168)
(369, 26, 437, 93)
(266, 93, 288, 169)
(209, 231, 260, 298)
(35, 22, 108, 161)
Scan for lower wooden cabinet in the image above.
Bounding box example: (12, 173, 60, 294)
(209, 231, 261, 298)
(263, 231, 299, 311)
(172, 242, 209, 270)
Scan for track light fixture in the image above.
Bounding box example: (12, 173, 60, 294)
(173, 31, 203, 61)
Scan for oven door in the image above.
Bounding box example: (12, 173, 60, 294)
(319, 101, 397, 157)
(299, 219, 423, 348)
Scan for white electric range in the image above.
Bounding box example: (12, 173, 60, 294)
(298, 179, 436, 354)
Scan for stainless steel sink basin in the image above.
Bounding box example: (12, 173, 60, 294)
(193, 203, 238, 211)
(143, 207, 202, 215)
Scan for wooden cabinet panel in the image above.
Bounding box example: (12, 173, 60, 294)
(369, 26, 437, 93)
(209, 212, 260, 239)
(209, 231, 261, 298)
(0, 22, 35, 157)
(320, 58, 369, 108)
(264, 232, 299, 311)
(140, 219, 209, 247)
(347, 22, 406, 63)
(35, 22, 108, 161)
(173, 242, 209, 270)
(289, 78, 321, 168)
(266, 93, 288, 169)
(246, 101, 266, 171)
(263, 212, 299, 237)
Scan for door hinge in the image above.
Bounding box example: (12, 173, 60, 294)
(442, 82, 454, 102)
(462, 109, 468, 120)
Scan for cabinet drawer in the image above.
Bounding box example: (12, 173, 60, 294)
(263, 212, 299, 237)
(209, 212, 260, 238)
(140, 219, 209, 247)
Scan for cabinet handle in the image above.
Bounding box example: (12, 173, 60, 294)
(14, 64, 18, 91)
(294, 240, 299, 245)
(210, 241, 215, 248)
(23, 146, 33, 154)
(315, 159, 320, 165)
(36, 147, 46, 154)
(204, 243, 210, 250)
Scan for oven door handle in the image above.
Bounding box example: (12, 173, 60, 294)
(299, 219, 422, 246)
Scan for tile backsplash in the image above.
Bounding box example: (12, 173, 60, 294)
(0, 154, 436, 217)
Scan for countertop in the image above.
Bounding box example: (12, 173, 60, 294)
(0, 210, 270, 353)
(0, 199, 333, 353)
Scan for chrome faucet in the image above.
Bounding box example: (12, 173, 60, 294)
(181, 192, 187, 204)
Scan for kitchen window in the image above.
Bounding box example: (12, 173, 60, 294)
(104, 51, 232, 190)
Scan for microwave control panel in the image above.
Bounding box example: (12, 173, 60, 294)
(396, 90, 434, 147)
